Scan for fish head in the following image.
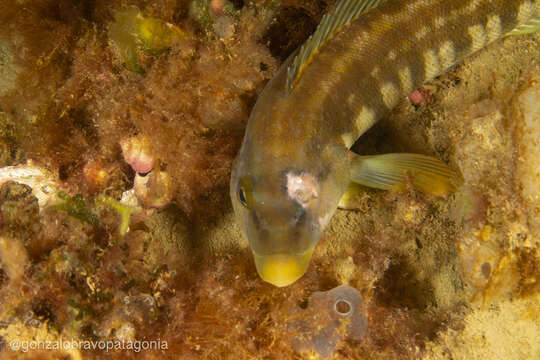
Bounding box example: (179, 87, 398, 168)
(231, 166, 320, 286)
(230, 141, 348, 287)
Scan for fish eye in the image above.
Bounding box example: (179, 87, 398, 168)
(238, 186, 249, 208)
(238, 176, 254, 210)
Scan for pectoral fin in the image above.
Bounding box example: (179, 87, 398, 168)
(338, 182, 367, 209)
(506, 16, 540, 36)
(348, 152, 461, 197)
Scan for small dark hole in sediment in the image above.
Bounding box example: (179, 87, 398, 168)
(335, 299, 352, 316)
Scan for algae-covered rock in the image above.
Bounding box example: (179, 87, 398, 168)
(0, 0, 539, 359)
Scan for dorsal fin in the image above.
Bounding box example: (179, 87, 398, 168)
(286, 0, 386, 92)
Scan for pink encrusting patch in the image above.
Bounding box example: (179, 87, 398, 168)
(408, 87, 433, 106)
(286, 172, 319, 208)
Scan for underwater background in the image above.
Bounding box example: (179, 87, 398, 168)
(0, 0, 539, 358)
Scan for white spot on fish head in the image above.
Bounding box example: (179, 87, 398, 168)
(286, 171, 319, 208)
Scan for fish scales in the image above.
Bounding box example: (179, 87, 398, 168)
(254, 0, 540, 161)
(231, 0, 540, 287)
(293, 0, 539, 148)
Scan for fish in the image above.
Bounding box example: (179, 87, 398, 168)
(230, 0, 540, 287)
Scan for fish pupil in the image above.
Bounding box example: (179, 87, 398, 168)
(238, 187, 248, 207)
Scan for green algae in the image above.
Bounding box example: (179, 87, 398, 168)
(109, 6, 181, 73)
(53, 191, 99, 227)
(96, 195, 134, 236)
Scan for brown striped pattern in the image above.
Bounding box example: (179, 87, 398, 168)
(286, 0, 540, 148)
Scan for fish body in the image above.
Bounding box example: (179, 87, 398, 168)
(231, 0, 540, 286)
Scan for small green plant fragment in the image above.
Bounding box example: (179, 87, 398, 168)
(109, 7, 144, 73)
(53, 192, 99, 227)
(109, 6, 181, 73)
(97, 195, 134, 236)
(137, 16, 181, 55)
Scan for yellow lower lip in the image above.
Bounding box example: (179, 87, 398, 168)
(253, 247, 315, 287)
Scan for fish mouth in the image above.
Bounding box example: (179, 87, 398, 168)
(252, 247, 315, 287)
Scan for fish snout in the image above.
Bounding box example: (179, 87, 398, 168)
(252, 247, 314, 287)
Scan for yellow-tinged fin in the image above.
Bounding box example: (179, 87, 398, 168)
(286, 0, 386, 91)
(506, 16, 540, 36)
(338, 182, 367, 209)
(348, 152, 461, 197)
